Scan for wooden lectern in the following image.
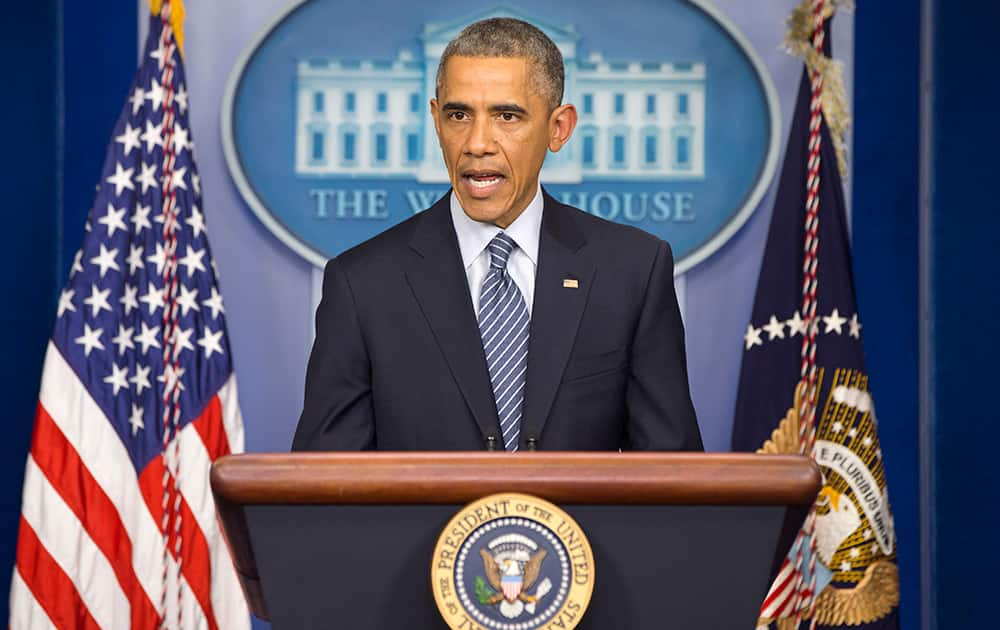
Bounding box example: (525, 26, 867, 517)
(211, 453, 819, 629)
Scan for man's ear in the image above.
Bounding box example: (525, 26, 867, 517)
(548, 103, 578, 153)
(430, 98, 443, 144)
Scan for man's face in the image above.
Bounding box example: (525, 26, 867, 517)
(431, 56, 576, 227)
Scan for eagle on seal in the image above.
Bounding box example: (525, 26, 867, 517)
(479, 548, 547, 604)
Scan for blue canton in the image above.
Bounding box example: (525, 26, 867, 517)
(49, 18, 232, 474)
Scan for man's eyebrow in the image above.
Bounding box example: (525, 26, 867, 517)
(439, 102, 528, 115)
(488, 103, 528, 115)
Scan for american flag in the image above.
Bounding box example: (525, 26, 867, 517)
(9, 2, 250, 628)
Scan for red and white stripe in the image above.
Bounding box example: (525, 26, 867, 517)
(761, 558, 797, 619)
(9, 343, 250, 629)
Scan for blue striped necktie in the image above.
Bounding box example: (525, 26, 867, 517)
(478, 232, 530, 451)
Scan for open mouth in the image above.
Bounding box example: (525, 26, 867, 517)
(462, 170, 506, 193)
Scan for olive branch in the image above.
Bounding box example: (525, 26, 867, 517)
(475, 576, 497, 605)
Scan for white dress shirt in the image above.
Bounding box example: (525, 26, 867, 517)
(449, 186, 543, 316)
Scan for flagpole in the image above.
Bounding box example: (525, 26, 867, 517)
(791, 0, 825, 625)
(151, 2, 186, 627)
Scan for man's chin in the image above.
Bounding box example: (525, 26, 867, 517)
(454, 190, 510, 224)
(460, 202, 510, 225)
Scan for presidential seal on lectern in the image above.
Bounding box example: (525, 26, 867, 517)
(432, 493, 595, 630)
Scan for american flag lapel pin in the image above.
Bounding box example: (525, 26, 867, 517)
(563, 278, 579, 289)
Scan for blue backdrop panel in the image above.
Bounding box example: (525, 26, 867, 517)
(61, 3, 140, 279)
(852, 2, 921, 627)
(929, 1, 1000, 627)
(0, 2, 61, 622)
(0, 0, 137, 621)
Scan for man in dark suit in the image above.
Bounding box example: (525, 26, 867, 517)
(293, 17, 702, 452)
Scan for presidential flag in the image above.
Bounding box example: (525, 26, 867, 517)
(732, 2, 899, 628)
(9, 1, 250, 628)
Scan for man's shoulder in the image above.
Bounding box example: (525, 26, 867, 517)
(338, 212, 420, 260)
(328, 196, 447, 276)
(547, 194, 669, 260)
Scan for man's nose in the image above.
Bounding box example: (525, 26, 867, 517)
(464, 116, 497, 156)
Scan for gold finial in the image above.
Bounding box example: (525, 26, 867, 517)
(149, 0, 186, 57)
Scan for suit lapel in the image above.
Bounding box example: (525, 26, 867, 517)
(521, 192, 595, 446)
(405, 196, 501, 440)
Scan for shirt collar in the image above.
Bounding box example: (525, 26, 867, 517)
(449, 185, 543, 269)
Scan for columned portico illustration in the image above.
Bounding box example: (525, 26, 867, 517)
(293, 6, 706, 184)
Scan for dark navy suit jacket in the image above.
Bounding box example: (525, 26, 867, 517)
(292, 190, 703, 451)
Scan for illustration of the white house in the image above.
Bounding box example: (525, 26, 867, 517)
(294, 7, 706, 183)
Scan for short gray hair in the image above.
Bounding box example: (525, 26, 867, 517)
(435, 17, 564, 110)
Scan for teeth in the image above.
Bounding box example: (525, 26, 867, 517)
(468, 176, 501, 188)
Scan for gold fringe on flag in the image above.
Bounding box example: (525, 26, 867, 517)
(784, 0, 853, 179)
(149, 0, 186, 56)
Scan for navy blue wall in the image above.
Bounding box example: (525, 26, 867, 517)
(852, 3, 921, 628)
(857, 1, 1000, 627)
(61, 4, 139, 279)
(928, 2, 1000, 627)
(0, 2, 61, 621)
(0, 1, 135, 621)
